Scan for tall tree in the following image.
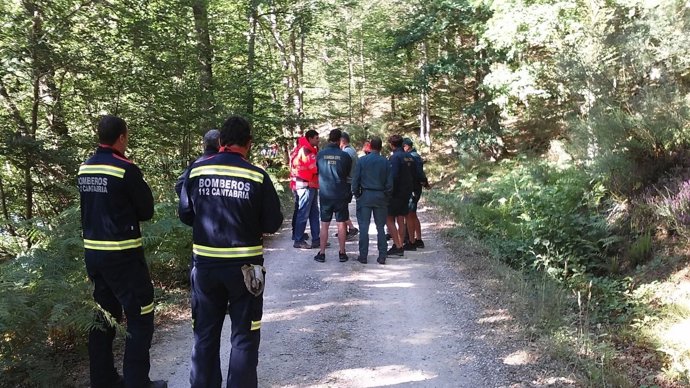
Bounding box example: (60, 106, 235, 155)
(191, 0, 215, 131)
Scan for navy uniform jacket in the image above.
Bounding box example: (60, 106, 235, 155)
(175, 150, 218, 198)
(388, 148, 414, 200)
(351, 150, 393, 208)
(78, 145, 154, 262)
(178, 150, 283, 268)
(317, 143, 352, 200)
(408, 148, 429, 194)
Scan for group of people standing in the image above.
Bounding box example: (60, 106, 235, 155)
(77, 116, 428, 388)
(289, 129, 429, 265)
(79, 115, 283, 388)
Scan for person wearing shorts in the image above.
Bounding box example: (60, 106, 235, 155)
(402, 137, 430, 250)
(386, 134, 415, 257)
(314, 129, 353, 263)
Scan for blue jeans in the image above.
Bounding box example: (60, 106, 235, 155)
(293, 188, 320, 245)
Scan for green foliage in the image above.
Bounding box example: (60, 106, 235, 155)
(2, 0, 690, 384)
(455, 123, 506, 160)
(448, 159, 617, 281)
(0, 209, 95, 386)
(0, 200, 191, 385)
(629, 231, 653, 267)
(144, 201, 194, 286)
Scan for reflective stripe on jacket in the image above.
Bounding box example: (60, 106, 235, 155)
(78, 146, 154, 259)
(178, 151, 284, 268)
(289, 136, 319, 190)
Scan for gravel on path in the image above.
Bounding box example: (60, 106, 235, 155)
(149, 203, 576, 387)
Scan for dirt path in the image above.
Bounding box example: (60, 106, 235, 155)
(149, 203, 573, 387)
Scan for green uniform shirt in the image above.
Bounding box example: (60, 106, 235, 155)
(351, 150, 393, 207)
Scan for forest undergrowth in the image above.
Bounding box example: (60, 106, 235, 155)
(425, 147, 690, 388)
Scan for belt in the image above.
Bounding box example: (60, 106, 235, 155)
(362, 187, 384, 191)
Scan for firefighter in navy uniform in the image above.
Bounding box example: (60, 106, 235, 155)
(178, 115, 283, 388)
(78, 115, 167, 388)
(174, 128, 221, 198)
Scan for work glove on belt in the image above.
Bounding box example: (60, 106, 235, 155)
(241, 264, 266, 296)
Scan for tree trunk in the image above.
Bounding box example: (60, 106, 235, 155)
(246, 0, 259, 120)
(0, 79, 29, 134)
(269, 10, 295, 138)
(24, 1, 69, 137)
(26, 76, 39, 222)
(284, 29, 296, 136)
(419, 42, 431, 146)
(346, 29, 354, 124)
(290, 26, 304, 134)
(473, 53, 481, 132)
(192, 0, 214, 132)
(297, 23, 306, 132)
(358, 36, 365, 124)
(24, 1, 43, 224)
(0, 178, 16, 237)
(419, 90, 430, 146)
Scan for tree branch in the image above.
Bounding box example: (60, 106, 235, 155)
(0, 78, 29, 134)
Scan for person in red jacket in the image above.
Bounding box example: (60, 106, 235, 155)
(290, 130, 321, 249)
(78, 115, 167, 388)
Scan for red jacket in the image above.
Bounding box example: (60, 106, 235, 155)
(289, 136, 319, 190)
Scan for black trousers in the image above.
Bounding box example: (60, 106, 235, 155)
(86, 255, 155, 388)
(190, 264, 263, 388)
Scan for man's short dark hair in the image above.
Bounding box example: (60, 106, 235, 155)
(305, 129, 318, 140)
(220, 116, 252, 147)
(97, 115, 127, 145)
(388, 134, 403, 148)
(370, 136, 382, 151)
(341, 131, 350, 143)
(203, 129, 220, 152)
(328, 128, 342, 143)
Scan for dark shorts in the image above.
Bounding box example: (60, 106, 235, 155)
(409, 190, 422, 212)
(320, 197, 349, 222)
(388, 197, 409, 217)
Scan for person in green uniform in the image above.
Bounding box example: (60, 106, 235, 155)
(351, 137, 393, 264)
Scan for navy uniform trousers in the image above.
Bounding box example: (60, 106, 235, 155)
(356, 190, 389, 259)
(86, 254, 155, 388)
(190, 264, 263, 388)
